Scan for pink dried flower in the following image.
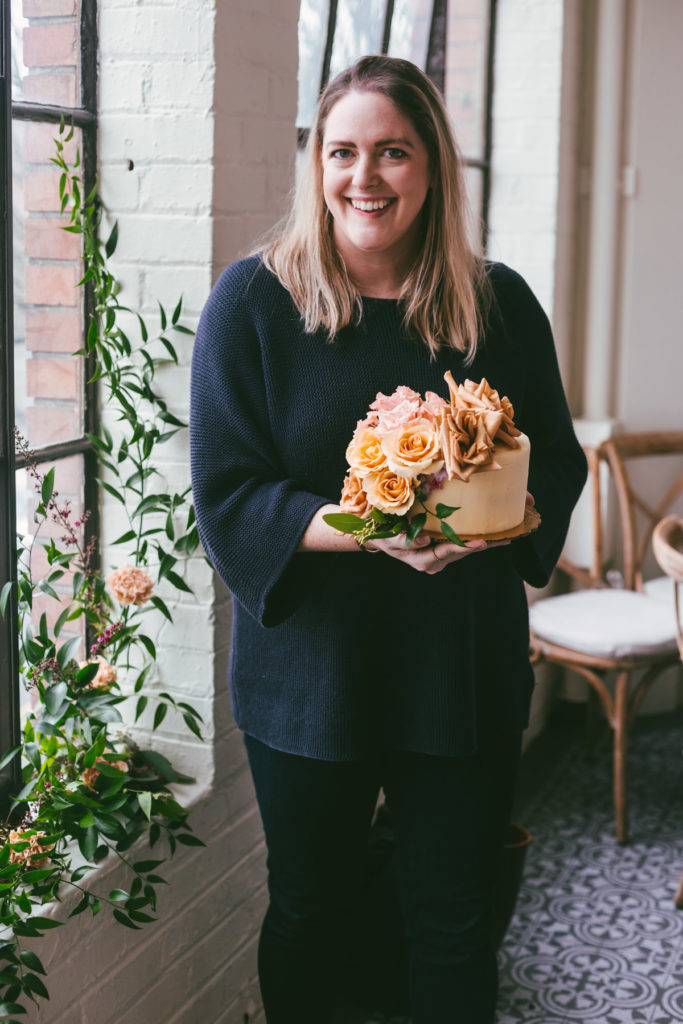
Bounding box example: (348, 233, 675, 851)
(106, 564, 154, 606)
(89, 620, 123, 657)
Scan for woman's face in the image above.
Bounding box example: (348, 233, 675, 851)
(321, 90, 431, 276)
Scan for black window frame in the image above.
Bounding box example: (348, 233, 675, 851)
(0, 0, 99, 812)
(296, 0, 497, 246)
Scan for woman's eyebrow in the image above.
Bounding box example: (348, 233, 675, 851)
(324, 137, 416, 149)
(375, 137, 415, 148)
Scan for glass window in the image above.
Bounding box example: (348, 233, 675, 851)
(444, 0, 494, 245)
(1, 0, 97, 807)
(387, 0, 433, 68)
(11, 0, 82, 107)
(15, 454, 86, 726)
(328, 0, 387, 80)
(445, 0, 490, 160)
(297, 0, 330, 128)
(13, 120, 85, 445)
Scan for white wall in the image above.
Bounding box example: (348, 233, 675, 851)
(486, 0, 565, 319)
(21, 2, 299, 1021)
(482, 0, 567, 742)
(616, 0, 683, 432)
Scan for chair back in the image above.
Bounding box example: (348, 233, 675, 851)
(601, 432, 683, 591)
(558, 431, 683, 592)
(653, 514, 683, 661)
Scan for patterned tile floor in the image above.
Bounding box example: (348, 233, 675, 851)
(335, 707, 683, 1024)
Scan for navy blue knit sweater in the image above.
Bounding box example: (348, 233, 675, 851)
(190, 256, 587, 759)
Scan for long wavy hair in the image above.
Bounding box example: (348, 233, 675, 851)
(261, 55, 491, 361)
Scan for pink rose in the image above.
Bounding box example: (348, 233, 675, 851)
(370, 386, 424, 433)
(423, 391, 448, 420)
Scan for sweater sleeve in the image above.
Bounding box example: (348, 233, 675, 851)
(190, 260, 329, 627)
(500, 269, 588, 588)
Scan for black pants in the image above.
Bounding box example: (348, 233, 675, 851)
(245, 730, 522, 1024)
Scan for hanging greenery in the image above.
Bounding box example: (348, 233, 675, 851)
(0, 120, 204, 1020)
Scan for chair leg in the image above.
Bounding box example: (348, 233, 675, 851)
(613, 671, 629, 844)
(675, 869, 683, 909)
(585, 687, 600, 757)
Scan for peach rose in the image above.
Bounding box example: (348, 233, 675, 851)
(340, 472, 370, 517)
(79, 656, 118, 690)
(381, 419, 442, 479)
(362, 467, 415, 516)
(9, 829, 54, 868)
(106, 564, 154, 606)
(345, 428, 387, 478)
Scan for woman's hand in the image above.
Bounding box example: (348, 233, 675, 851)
(366, 532, 510, 574)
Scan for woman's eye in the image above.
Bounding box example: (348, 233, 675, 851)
(330, 148, 353, 160)
(383, 148, 407, 159)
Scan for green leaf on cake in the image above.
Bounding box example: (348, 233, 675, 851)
(434, 503, 460, 519)
(405, 513, 426, 546)
(439, 521, 465, 546)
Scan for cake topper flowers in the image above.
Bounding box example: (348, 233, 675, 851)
(323, 374, 523, 547)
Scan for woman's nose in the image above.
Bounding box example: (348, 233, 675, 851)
(352, 154, 379, 189)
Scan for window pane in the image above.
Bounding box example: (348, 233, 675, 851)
(328, 0, 387, 80)
(11, 0, 82, 107)
(445, 0, 489, 159)
(15, 454, 86, 725)
(463, 164, 484, 250)
(297, 0, 330, 128)
(387, 0, 433, 69)
(13, 119, 85, 448)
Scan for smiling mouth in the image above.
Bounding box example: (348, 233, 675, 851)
(347, 198, 395, 212)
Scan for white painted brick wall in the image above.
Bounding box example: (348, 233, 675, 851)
(487, 0, 565, 317)
(482, 0, 567, 745)
(21, 1, 300, 1021)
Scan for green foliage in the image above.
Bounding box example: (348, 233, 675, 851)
(0, 120, 205, 1015)
(322, 504, 465, 549)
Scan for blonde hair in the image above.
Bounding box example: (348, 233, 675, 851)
(261, 55, 491, 361)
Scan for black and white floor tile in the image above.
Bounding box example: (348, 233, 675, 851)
(337, 708, 683, 1024)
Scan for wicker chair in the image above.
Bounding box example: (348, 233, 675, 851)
(529, 431, 683, 843)
(652, 514, 683, 907)
(653, 515, 683, 661)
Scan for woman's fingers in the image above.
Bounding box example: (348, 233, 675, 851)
(423, 538, 486, 573)
(366, 532, 506, 572)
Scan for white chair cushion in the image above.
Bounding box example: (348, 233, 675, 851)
(529, 588, 679, 659)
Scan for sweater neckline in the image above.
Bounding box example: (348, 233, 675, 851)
(360, 294, 399, 305)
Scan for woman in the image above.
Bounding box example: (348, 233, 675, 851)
(191, 55, 586, 1024)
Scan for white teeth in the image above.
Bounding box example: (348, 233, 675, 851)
(349, 198, 392, 211)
